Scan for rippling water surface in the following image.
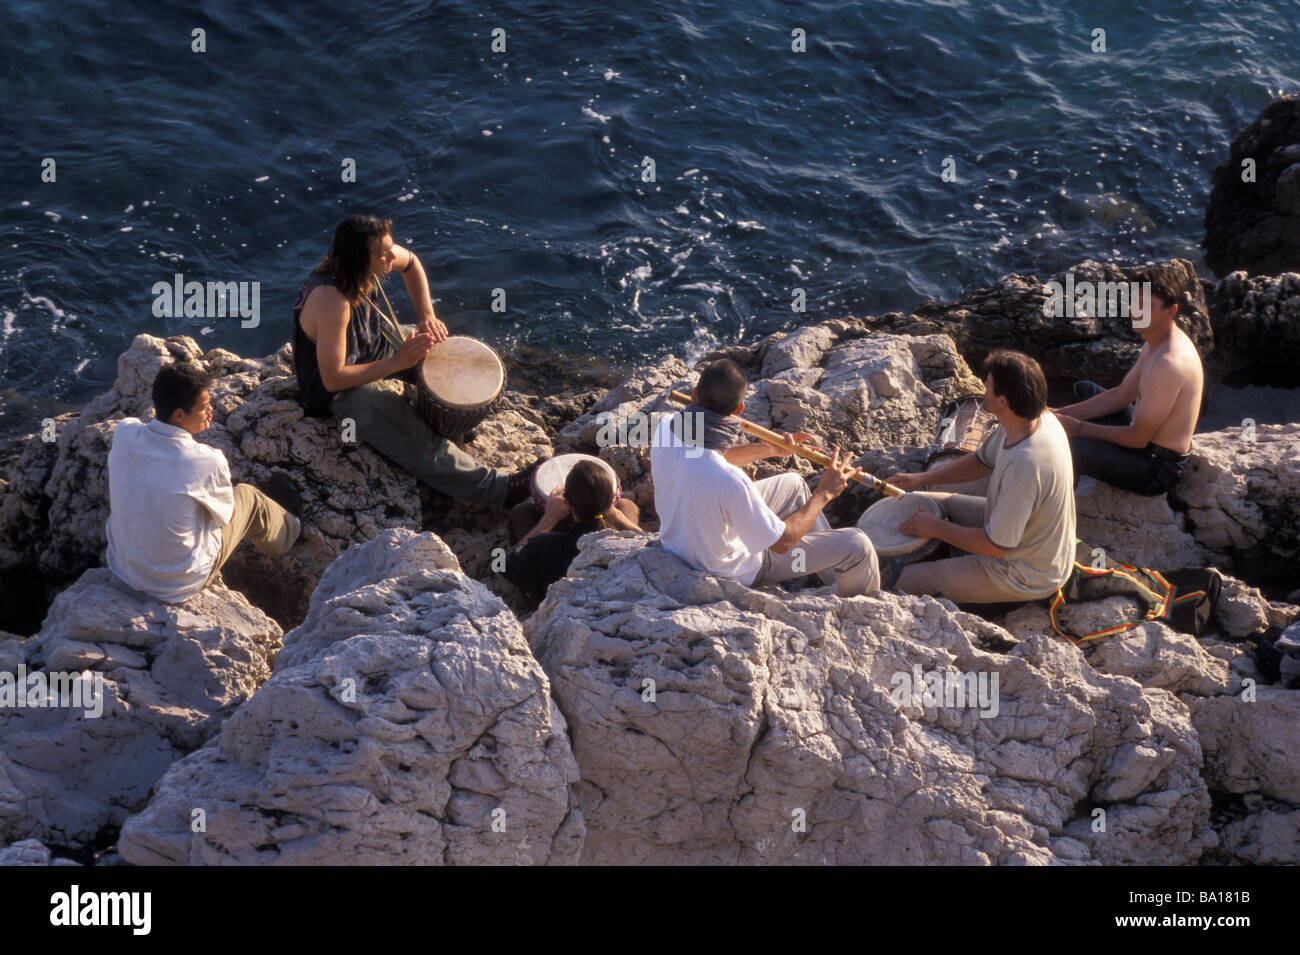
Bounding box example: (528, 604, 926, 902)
(2, 0, 1297, 434)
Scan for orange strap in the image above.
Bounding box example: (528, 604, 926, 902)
(1050, 561, 1177, 644)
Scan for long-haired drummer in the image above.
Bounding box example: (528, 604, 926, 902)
(290, 215, 535, 507)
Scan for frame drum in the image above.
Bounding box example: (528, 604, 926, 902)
(415, 337, 506, 444)
(856, 493, 947, 563)
(530, 454, 621, 511)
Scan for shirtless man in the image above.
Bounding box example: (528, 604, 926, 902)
(1054, 264, 1204, 496)
(291, 215, 535, 507)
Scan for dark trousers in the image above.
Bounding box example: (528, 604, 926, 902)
(1067, 381, 1185, 496)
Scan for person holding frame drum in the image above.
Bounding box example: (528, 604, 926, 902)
(290, 215, 537, 508)
(883, 350, 1076, 605)
(503, 458, 642, 608)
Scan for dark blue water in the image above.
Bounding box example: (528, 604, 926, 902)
(2, 0, 1297, 435)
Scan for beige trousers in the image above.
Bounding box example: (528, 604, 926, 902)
(894, 491, 1031, 604)
(751, 473, 880, 597)
(204, 484, 300, 586)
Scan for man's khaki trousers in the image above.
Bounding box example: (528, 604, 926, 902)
(204, 483, 299, 586)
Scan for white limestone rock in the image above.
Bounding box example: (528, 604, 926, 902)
(1007, 597, 1236, 699)
(117, 530, 584, 866)
(1074, 477, 1211, 570)
(1215, 797, 1300, 865)
(1173, 423, 1300, 564)
(1190, 686, 1300, 802)
(525, 532, 1213, 865)
(0, 838, 79, 866)
(0, 569, 280, 849)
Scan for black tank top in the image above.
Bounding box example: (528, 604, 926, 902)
(291, 270, 387, 416)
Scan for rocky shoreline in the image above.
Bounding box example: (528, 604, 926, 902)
(0, 257, 1295, 865)
(2, 99, 1300, 866)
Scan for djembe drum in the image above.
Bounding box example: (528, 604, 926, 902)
(414, 336, 506, 444)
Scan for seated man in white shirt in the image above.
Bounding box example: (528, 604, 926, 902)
(106, 361, 303, 603)
(650, 359, 880, 597)
(884, 350, 1077, 604)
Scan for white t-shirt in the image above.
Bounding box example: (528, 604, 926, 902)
(974, 412, 1077, 597)
(105, 418, 235, 602)
(649, 414, 785, 585)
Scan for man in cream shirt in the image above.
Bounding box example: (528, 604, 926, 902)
(106, 361, 302, 602)
(885, 350, 1076, 604)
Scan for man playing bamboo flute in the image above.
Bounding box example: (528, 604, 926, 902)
(651, 359, 881, 596)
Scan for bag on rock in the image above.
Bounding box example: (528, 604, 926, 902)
(1050, 561, 1220, 643)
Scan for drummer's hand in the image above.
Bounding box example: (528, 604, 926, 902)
(541, 486, 570, 524)
(885, 472, 925, 492)
(419, 315, 449, 344)
(814, 445, 862, 500)
(394, 329, 434, 370)
(900, 510, 942, 539)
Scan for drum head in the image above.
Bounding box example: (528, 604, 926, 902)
(419, 337, 505, 410)
(856, 493, 947, 557)
(532, 454, 620, 503)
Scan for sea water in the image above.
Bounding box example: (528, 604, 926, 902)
(2, 0, 1297, 438)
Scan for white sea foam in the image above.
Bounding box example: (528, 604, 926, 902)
(26, 295, 67, 321)
(582, 104, 611, 123)
(679, 327, 725, 366)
